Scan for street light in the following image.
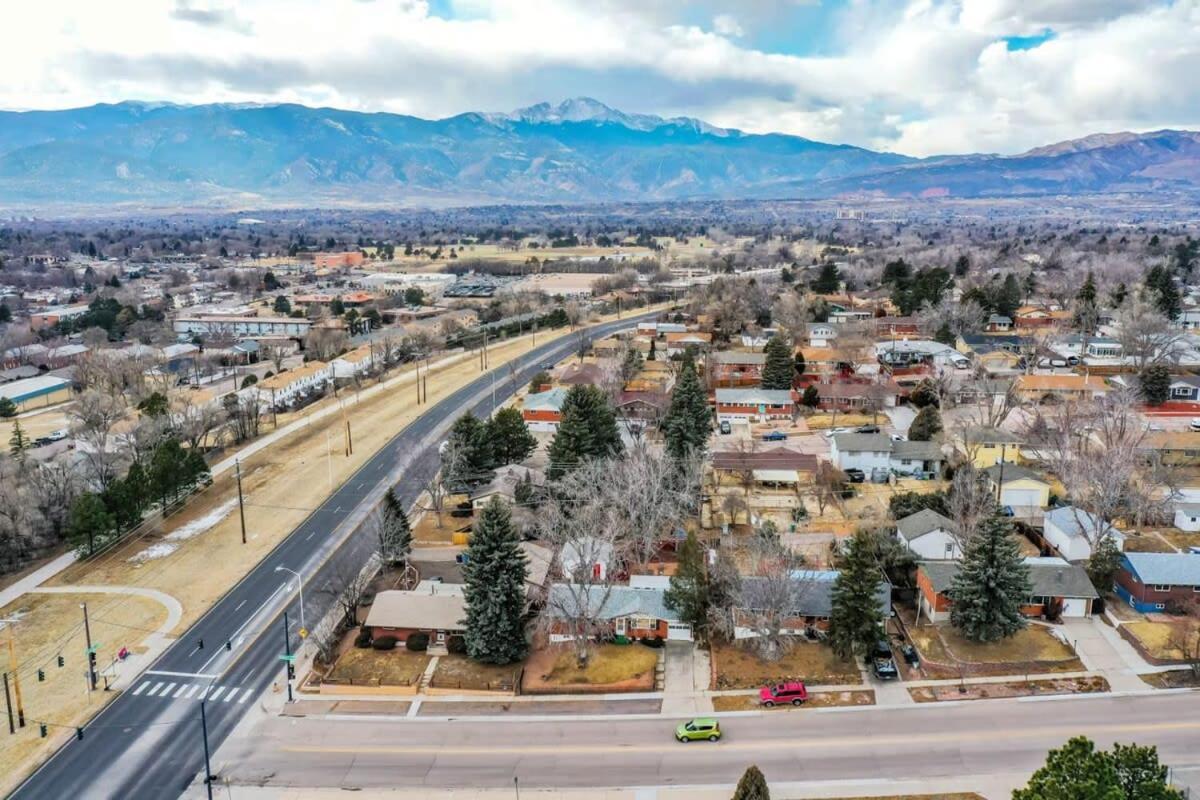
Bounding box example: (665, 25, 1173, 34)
(274, 566, 306, 633)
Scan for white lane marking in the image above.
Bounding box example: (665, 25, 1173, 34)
(356, 482, 365, 490)
(186, 685, 200, 698)
(223, 689, 239, 703)
(147, 682, 165, 697)
(196, 582, 288, 675)
(209, 687, 225, 701)
(146, 670, 220, 680)
(234, 600, 247, 612)
(132, 682, 149, 696)
(305, 532, 315, 541)
(173, 684, 190, 698)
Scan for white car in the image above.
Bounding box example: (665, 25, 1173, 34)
(1190, 418, 1200, 432)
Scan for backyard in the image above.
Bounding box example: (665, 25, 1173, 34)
(711, 641, 861, 689)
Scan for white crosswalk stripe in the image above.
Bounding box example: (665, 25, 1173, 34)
(209, 687, 225, 701)
(222, 689, 238, 703)
(147, 682, 165, 696)
(131, 681, 244, 703)
(173, 684, 189, 698)
(132, 682, 149, 696)
(186, 685, 199, 698)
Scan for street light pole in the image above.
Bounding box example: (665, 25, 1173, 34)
(200, 699, 214, 800)
(81, 603, 97, 691)
(235, 459, 247, 545)
(282, 610, 294, 703)
(3, 619, 24, 727)
(274, 566, 305, 633)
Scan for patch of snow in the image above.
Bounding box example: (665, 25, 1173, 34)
(166, 498, 238, 542)
(129, 543, 178, 563)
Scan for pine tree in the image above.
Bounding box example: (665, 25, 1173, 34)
(663, 530, 709, 641)
(620, 345, 644, 382)
(793, 349, 806, 377)
(828, 529, 885, 659)
(378, 488, 413, 567)
(812, 262, 841, 294)
(1075, 271, 1098, 329)
(731, 765, 771, 800)
(907, 405, 943, 441)
(446, 412, 494, 485)
(67, 492, 115, 556)
(462, 497, 529, 664)
(547, 385, 622, 478)
(0, 397, 16, 418)
(949, 512, 1031, 642)
(760, 336, 795, 390)
(485, 407, 537, 465)
(663, 356, 711, 460)
(648, 338, 657, 361)
(8, 419, 29, 457)
(513, 470, 537, 507)
(934, 322, 956, 347)
(908, 378, 940, 409)
(800, 384, 820, 408)
(1139, 365, 1171, 406)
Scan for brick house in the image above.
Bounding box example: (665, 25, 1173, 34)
(733, 571, 891, 638)
(916, 557, 1098, 622)
(522, 387, 569, 431)
(714, 388, 795, 423)
(710, 351, 767, 387)
(801, 378, 900, 412)
(364, 587, 466, 646)
(546, 584, 692, 642)
(1114, 553, 1200, 613)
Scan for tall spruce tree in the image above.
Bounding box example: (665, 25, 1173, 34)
(760, 336, 795, 390)
(663, 355, 711, 460)
(907, 405, 943, 441)
(8, 419, 29, 457)
(378, 488, 413, 567)
(621, 345, 644, 382)
(485, 407, 537, 465)
(828, 529, 884, 659)
(547, 385, 622, 478)
(663, 530, 709, 641)
(462, 497, 529, 664)
(949, 512, 1031, 642)
(731, 765, 771, 800)
(446, 412, 494, 486)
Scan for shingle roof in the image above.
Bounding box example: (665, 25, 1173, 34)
(524, 387, 569, 412)
(892, 440, 944, 460)
(921, 557, 1097, 599)
(982, 463, 1048, 485)
(1044, 506, 1105, 540)
(715, 388, 794, 405)
(896, 509, 958, 542)
(713, 351, 767, 365)
(831, 433, 893, 452)
(739, 570, 891, 619)
(546, 584, 678, 621)
(962, 426, 1022, 445)
(710, 447, 819, 472)
(1122, 553, 1200, 587)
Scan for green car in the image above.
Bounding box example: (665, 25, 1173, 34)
(675, 717, 721, 742)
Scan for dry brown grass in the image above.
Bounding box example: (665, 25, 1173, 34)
(909, 675, 1108, 702)
(711, 689, 874, 711)
(324, 647, 430, 687)
(907, 623, 1082, 678)
(1139, 669, 1200, 689)
(543, 643, 658, 686)
(832, 795, 983, 800)
(431, 654, 521, 691)
(711, 641, 861, 689)
(1124, 621, 1188, 660)
(804, 413, 876, 430)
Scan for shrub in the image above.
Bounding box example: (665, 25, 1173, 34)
(354, 629, 373, 649)
(446, 635, 467, 655)
(371, 635, 397, 651)
(639, 636, 665, 649)
(406, 632, 429, 651)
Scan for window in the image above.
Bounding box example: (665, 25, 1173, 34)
(1173, 386, 1192, 397)
(944, 543, 956, 556)
(901, 459, 912, 466)
(1153, 584, 1171, 592)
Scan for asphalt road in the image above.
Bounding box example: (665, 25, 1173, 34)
(216, 692, 1200, 792)
(10, 311, 660, 800)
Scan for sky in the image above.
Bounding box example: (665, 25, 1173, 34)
(3, 0, 1197, 156)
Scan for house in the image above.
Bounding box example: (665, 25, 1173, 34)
(875, 340, 970, 370)
(982, 464, 1051, 512)
(665, 331, 713, 356)
(557, 362, 605, 386)
(560, 536, 615, 583)
(1043, 506, 1125, 562)
(917, 557, 1098, 622)
(1114, 552, 1200, 613)
(1167, 375, 1200, 402)
(331, 345, 378, 379)
(470, 466, 545, 509)
(311, 251, 365, 270)
(710, 351, 766, 386)
(0, 375, 73, 412)
(874, 317, 922, 337)
(1140, 431, 1200, 467)
(704, 447, 819, 527)
(733, 571, 891, 638)
(830, 433, 943, 478)
(986, 314, 1013, 332)
(254, 360, 332, 407)
(1014, 374, 1110, 403)
(1014, 306, 1071, 331)
(802, 379, 900, 412)
(1173, 503, 1200, 533)
(896, 509, 962, 561)
(714, 388, 795, 423)
(364, 587, 466, 646)
(546, 584, 692, 642)
(615, 390, 669, 424)
(960, 427, 1023, 469)
(173, 314, 312, 340)
(522, 387, 569, 432)
(29, 304, 90, 331)
(807, 323, 838, 348)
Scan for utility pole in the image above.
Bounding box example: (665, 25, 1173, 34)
(235, 460, 247, 545)
(325, 431, 333, 490)
(3, 672, 13, 734)
(271, 388, 278, 428)
(200, 699, 214, 800)
(995, 443, 1008, 505)
(4, 620, 25, 727)
(282, 611, 294, 703)
(81, 603, 97, 691)
(345, 418, 353, 456)
(422, 358, 429, 404)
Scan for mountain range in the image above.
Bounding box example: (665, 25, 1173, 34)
(0, 97, 1197, 208)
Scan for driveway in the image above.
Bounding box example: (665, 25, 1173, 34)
(1060, 618, 1152, 692)
(661, 642, 708, 716)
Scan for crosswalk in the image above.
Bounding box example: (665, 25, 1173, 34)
(129, 679, 251, 704)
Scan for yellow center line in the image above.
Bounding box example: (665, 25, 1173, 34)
(282, 719, 1200, 757)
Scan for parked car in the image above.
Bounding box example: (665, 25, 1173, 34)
(758, 682, 808, 707)
(871, 640, 899, 680)
(32, 437, 52, 448)
(675, 718, 721, 742)
(1190, 417, 1200, 432)
(46, 429, 69, 442)
(999, 505, 1015, 517)
(823, 427, 854, 439)
(844, 468, 866, 483)
(856, 425, 880, 434)
(762, 430, 787, 442)
(719, 420, 732, 435)
(889, 433, 906, 442)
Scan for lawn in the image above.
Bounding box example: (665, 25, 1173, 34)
(907, 623, 1082, 678)
(711, 689, 874, 711)
(1123, 621, 1189, 661)
(711, 641, 861, 690)
(804, 413, 876, 430)
(543, 643, 658, 685)
(1139, 669, 1200, 689)
(324, 647, 431, 687)
(431, 654, 521, 692)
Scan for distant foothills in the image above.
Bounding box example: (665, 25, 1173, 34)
(0, 97, 1198, 208)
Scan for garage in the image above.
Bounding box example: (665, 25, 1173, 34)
(666, 622, 694, 642)
(1001, 487, 1041, 508)
(1060, 597, 1091, 618)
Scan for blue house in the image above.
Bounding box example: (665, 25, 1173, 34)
(1114, 552, 1200, 613)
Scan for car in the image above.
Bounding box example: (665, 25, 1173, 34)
(844, 468, 866, 483)
(540, 362, 557, 371)
(856, 425, 880, 434)
(675, 718, 721, 742)
(759, 681, 808, 707)
(823, 427, 854, 439)
(890, 433, 906, 442)
(999, 505, 1015, 517)
(1190, 418, 1200, 432)
(871, 640, 899, 680)
(719, 420, 732, 435)
(762, 430, 787, 442)
(32, 437, 52, 448)
(46, 429, 69, 442)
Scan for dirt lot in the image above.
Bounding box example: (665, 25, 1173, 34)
(910, 675, 1108, 702)
(711, 641, 862, 689)
(324, 647, 431, 687)
(906, 622, 1083, 679)
(522, 643, 659, 693)
(431, 654, 521, 692)
(1139, 669, 1200, 689)
(711, 689, 875, 711)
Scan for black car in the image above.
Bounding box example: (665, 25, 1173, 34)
(844, 468, 866, 483)
(871, 639, 899, 680)
(856, 425, 881, 434)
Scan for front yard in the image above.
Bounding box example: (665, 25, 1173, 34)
(522, 642, 659, 694)
(323, 646, 431, 687)
(711, 641, 861, 689)
(906, 622, 1083, 679)
(431, 654, 522, 692)
(1122, 620, 1192, 661)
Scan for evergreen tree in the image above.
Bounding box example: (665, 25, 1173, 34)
(648, 338, 657, 361)
(908, 378, 940, 409)
(907, 406, 943, 441)
(949, 512, 1031, 642)
(812, 262, 841, 294)
(793, 349, 806, 377)
(995, 273, 1023, 318)
(663, 356, 711, 461)
(0, 397, 16, 418)
(8, 419, 28, 457)
(1138, 365, 1171, 406)
(462, 497, 529, 664)
(67, 492, 115, 556)
(1086, 536, 1124, 593)
(485, 407, 537, 465)
(1110, 282, 1129, 308)
(446, 412, 494, 485)
(1014, 737, 1183, 800)
(1145, 265, 1182, 320)
(1075, 271, 1098, 328)
(828, 529, 884, 659)
(620, 346, 644, 382)
(528, 370, 552, 393)
(663, 531, 709, 641)
(731, 765, 771, 800)
(547, 385, 622, 478)
(954, 254, 970, 277)
(800, 384, 820, 409)
(378, 488, 413, 567)
(933, 322, 956, 347)
(760, 336, 795, 390)
(513, 470, 538, 507)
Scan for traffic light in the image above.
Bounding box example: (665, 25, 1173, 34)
(225, 640, 232, 651)
(39, 724, 47, 738)
(57, 655, 64, 668)
(37, 669, 44, 682)
(75, 728, 84, 741)
(286, 664, 295, 680)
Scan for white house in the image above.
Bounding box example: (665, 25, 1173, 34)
(331, 345, 378, 379)
(1174, 503, 1200, 533)
(807, 323, 837, 348)
(714, 388, 795, 423)
(560, 536, 614, 583)
(1043, 505, 1125, 562)
(252, 360, 332, 407)
(895, 509, 962, 560)
(830, 433, 943, 477)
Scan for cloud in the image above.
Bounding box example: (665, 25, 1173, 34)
(1, 0, 1198, 157)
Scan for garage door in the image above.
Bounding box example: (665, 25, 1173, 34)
(1003, 488, 1040, 508)
(666, 622, 693, 641)
(1061, 598, 1089, 617)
